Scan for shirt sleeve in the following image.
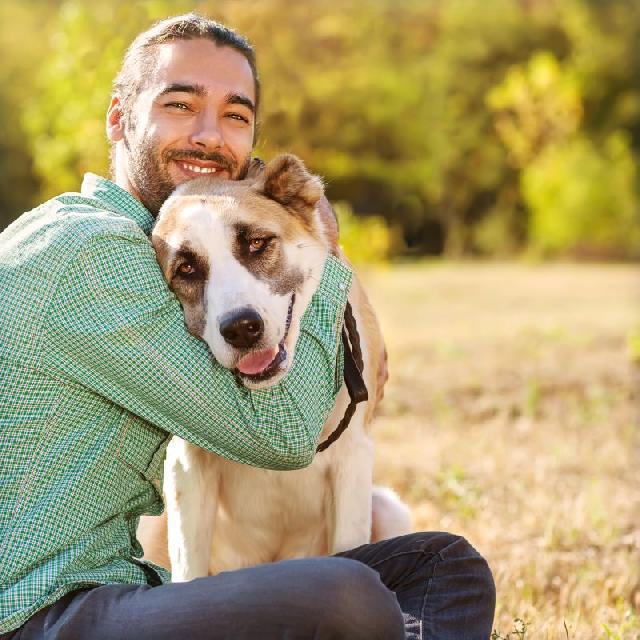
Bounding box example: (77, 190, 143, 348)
(43, 230, 352, 470)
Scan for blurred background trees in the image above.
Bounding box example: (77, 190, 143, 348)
(2, 0, 639, 259)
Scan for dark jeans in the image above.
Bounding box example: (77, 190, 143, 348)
(6, 532, 495, 639)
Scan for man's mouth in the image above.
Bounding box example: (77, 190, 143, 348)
(235, 295, 295, 383)
(164, 149, 235, 180)
(174, 160, 229, 179)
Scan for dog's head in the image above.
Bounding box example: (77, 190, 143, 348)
(152, 154, 331, 389)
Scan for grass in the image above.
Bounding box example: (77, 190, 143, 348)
(364, 261, 639, 639)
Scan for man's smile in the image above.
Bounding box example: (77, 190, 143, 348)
(174, 158, 230, 179)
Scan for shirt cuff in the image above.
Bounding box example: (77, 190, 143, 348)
(299, 255, 352, 395)
(313, 254, 353, 308)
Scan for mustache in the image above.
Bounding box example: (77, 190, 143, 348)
(163, 149, 236, 172)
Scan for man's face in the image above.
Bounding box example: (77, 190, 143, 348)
(109, 39, 256, 214)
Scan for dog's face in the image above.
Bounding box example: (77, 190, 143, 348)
(152, 154, 330, 389)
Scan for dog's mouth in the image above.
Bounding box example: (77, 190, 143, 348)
(234, 294, 295, 384)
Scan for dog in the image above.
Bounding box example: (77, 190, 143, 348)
(137, 154, 411, 581)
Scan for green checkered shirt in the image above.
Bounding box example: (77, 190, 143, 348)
(0, 174, 351, 633)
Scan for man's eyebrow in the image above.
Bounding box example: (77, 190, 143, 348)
(156, 86, 255, 114)
(157, 83, 207, 98)
(225, 93, 255, 114)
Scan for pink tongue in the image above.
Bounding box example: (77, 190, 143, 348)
(236, 347, 279, 375)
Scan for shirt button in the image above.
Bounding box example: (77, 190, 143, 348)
(339, 283, 346, 291)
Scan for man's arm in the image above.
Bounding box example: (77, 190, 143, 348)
(43, 230, 351, 470)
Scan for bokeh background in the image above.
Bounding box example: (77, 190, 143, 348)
(1, 1, 638, 638)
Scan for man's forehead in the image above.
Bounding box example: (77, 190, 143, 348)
(149, 39, 255, 101)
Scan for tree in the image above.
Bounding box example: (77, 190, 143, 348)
(0, 1, 58, 229)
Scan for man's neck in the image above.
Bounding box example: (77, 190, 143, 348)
(111, 145, 142, 203)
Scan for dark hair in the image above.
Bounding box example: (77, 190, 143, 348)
(113, 13, 260, 120)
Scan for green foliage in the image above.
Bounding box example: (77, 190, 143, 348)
(0, 1, 56, 228)
(2, 0, 640, 258)
(487, 51, 583, 168)
(522, 133, 640, 257)
(333, 202, 401, 266)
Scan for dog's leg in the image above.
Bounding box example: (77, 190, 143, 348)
(328, 426, 375, 554)
(165, 437, 219, 582)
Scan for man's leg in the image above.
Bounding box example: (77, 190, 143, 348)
(13, 557, 404, 640)
(337, 531, 496, 640)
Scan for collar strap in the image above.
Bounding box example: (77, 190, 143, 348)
(316, 301, 368, 453)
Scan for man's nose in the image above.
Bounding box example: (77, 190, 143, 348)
(190, 110, 224, 149)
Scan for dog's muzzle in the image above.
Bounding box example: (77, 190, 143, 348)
(233, 294, 295, 383)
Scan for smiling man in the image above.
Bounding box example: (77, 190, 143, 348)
(109, 36, 258, 213)
(0, 14, 495, 640)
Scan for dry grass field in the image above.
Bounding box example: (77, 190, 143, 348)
(364, 262, 639, 639)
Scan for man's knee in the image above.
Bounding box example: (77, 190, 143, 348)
(428, 533, 496, 633)
(313, 557, 405, 640)
(387, 531, 494, 579)
(322, 558, 404, 640)
(439, 534, 495, 589)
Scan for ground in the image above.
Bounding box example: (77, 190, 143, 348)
(364, 262, 638, 640)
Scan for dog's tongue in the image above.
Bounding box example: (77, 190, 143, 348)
(236, 347, 279, 375)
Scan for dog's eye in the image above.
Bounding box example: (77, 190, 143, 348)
(249, 237, 267, 253)
(176, 262, 197, 277)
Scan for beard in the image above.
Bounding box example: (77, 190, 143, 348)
(125, 131, 251, 216)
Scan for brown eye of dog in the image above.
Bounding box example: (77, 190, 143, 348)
(177, 263, 196, 277)
(249, 237, 266, 253)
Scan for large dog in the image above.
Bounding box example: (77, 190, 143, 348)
(137, 154, 411, 581)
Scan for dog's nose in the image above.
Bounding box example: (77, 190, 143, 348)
(219, 308, 264, 348)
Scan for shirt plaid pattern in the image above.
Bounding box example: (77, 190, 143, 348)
(0, 174, 351, 633)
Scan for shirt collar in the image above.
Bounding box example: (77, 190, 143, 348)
(81, 173, 155, 236)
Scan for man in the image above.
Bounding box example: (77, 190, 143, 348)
(0, 14, 495, 639)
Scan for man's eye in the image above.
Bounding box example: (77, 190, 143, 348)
(227, 112, 250, 124)
(176, 262, 198, 277)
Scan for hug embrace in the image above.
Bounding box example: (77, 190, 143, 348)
(0, 14, 495, 640)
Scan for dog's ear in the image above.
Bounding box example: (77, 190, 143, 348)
(255, 154, 324, 221)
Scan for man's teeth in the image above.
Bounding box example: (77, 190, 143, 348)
(182, 163, 218, 174)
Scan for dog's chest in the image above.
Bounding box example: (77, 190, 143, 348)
(218, 452, 332, 525)
(206, 452, 334, 571)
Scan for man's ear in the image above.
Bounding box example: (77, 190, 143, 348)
(254, 154, 324, 221)
(106, 95, 125, 143)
